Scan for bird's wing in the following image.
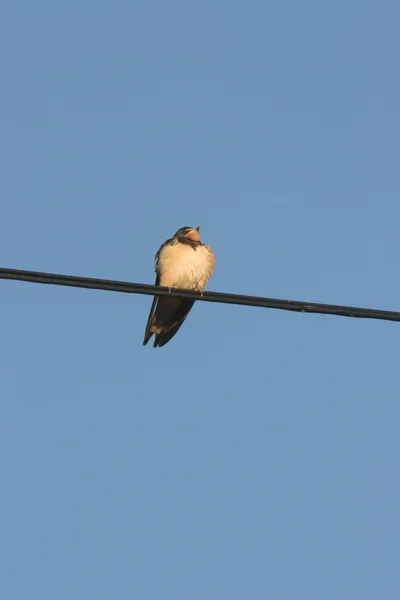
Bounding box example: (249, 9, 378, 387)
(153, 298, 195, 348)
(143, 273, 160, 346)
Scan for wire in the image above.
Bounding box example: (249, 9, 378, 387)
(0, 266, 399, 323)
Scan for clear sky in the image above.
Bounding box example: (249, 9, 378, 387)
(1, 1, 399, 599)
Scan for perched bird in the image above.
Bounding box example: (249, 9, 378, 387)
(143, 226, 216, 348)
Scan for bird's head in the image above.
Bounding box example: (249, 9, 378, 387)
(174, 226, 201, 242)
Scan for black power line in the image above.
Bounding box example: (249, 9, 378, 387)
(0, 266, 399, 323)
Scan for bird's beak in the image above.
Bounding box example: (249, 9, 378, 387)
(185, 226, 201, 242)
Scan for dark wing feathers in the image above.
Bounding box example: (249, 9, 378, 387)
(153, 298, 195, 347)
(143, 274, 160, 346)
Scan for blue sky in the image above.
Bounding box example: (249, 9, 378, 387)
(1, 1, 399, 598)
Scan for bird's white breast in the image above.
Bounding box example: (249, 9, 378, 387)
(157, 242, 215, 290)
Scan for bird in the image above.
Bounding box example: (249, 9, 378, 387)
(143, 226, 216, 348)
